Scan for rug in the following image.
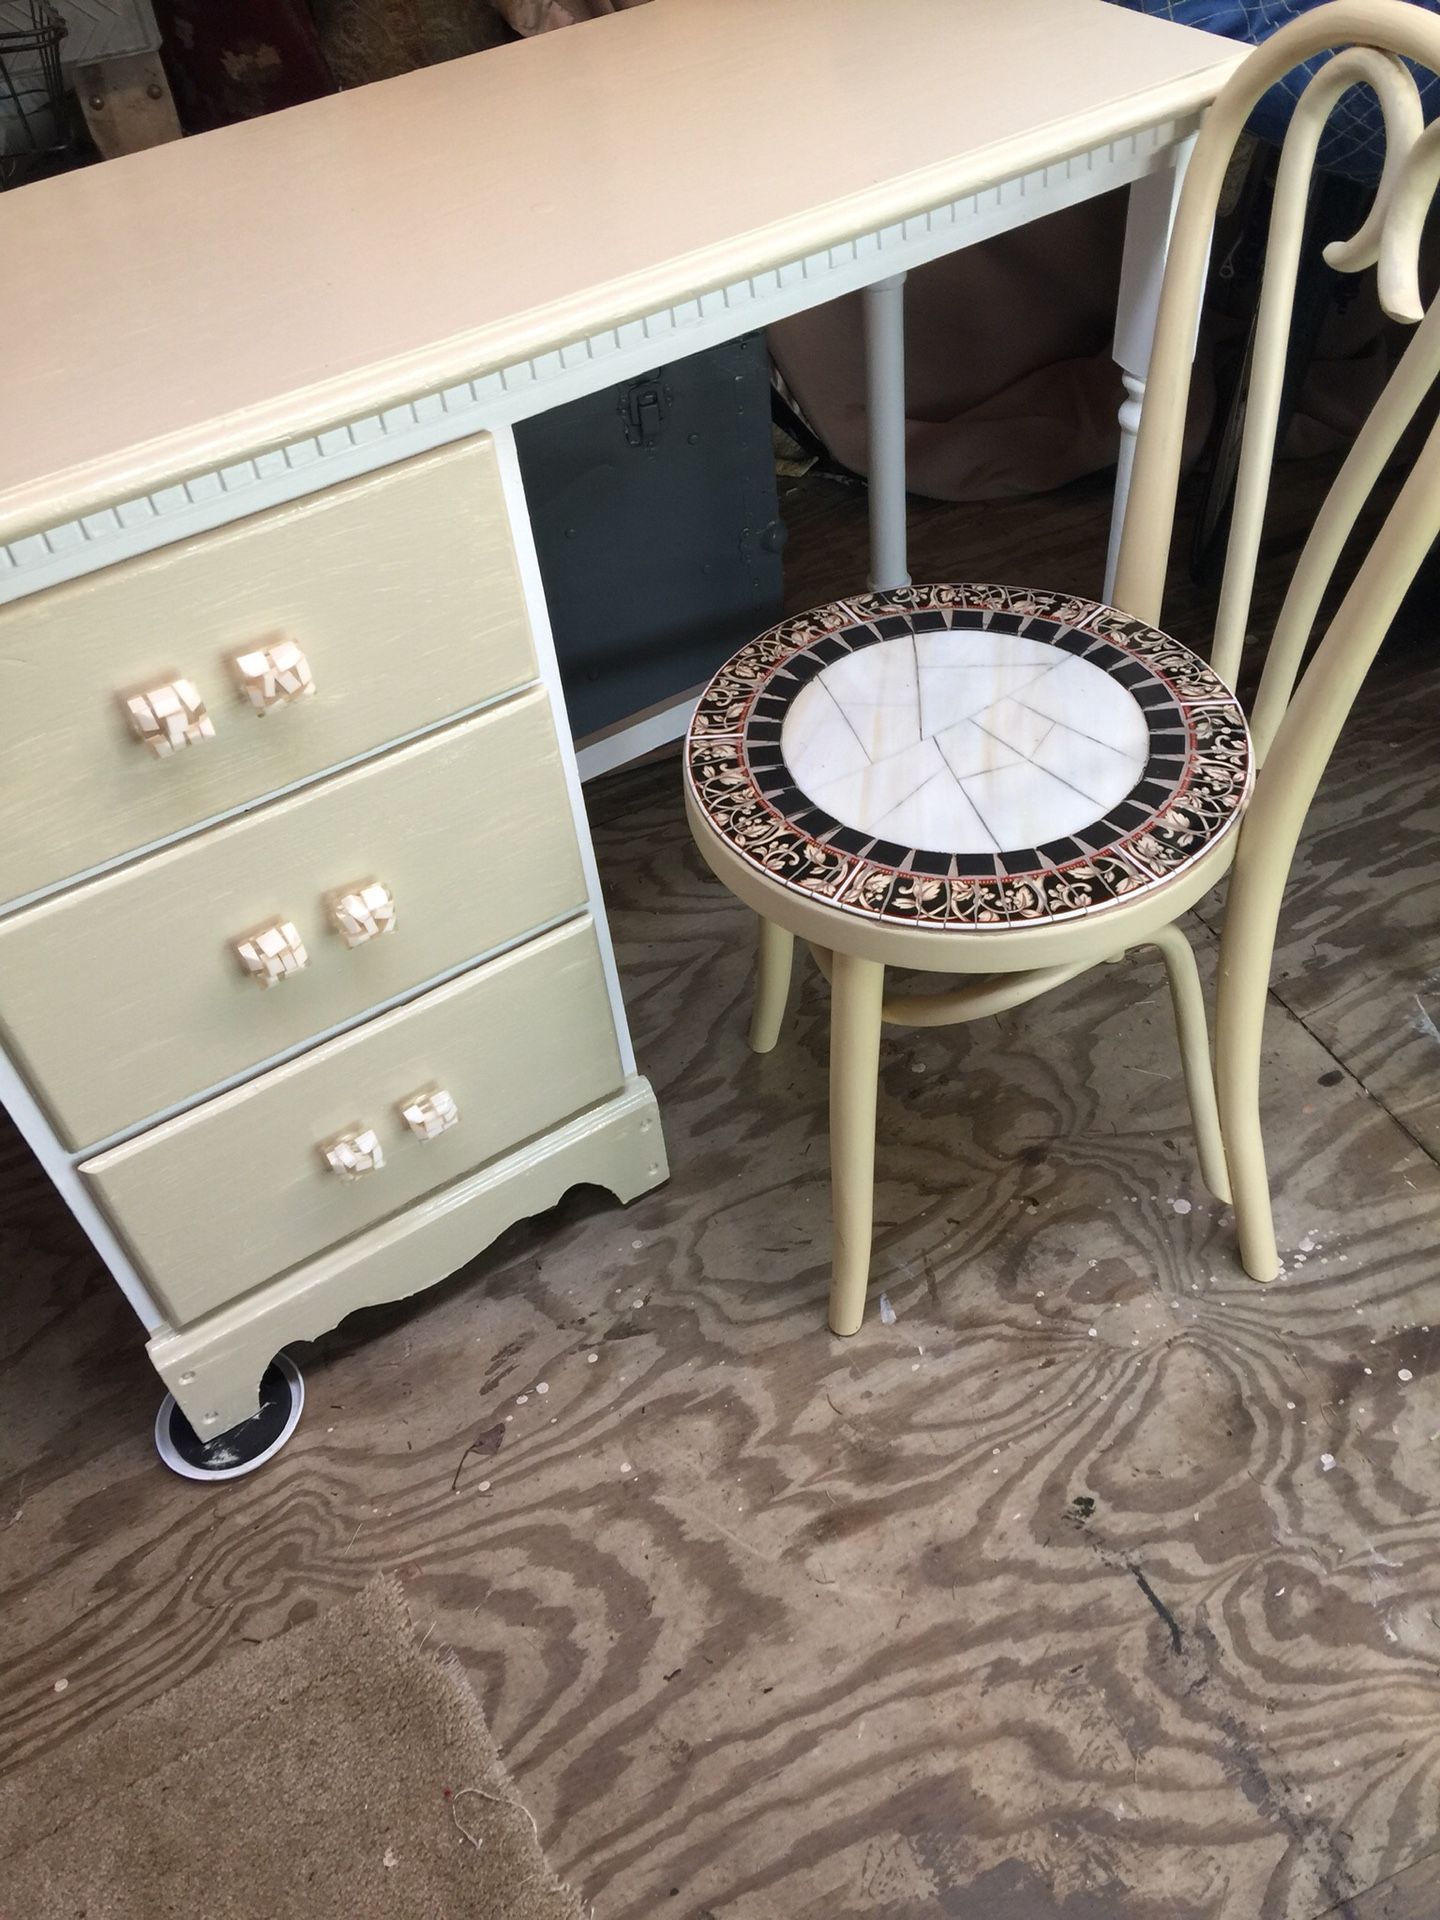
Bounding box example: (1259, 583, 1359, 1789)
(0, 1575, 582, 1919)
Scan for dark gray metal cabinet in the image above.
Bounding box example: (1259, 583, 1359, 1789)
(515, 333, 785, 740)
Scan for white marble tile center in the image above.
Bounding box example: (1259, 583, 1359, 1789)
(780, 634, 1150, 853)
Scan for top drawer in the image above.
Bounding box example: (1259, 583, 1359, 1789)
(0, 434, 535, 905)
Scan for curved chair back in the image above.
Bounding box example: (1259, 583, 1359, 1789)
(1110, 0, 1440, 1280)
(1114, 0, 1440, 780)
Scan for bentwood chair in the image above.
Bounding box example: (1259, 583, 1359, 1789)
(684, 0, 1440, 1329)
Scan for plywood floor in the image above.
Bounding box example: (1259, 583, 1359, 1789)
(3, 469, 1439, 1920)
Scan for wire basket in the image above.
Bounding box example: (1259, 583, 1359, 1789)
(0, 1, 69, 188)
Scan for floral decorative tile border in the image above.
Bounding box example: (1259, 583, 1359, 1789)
(685, 583, 1253, 931)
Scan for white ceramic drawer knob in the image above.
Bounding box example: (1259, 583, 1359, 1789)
(124, 679, 215, 756)
(400, 1086, 460, 1141)
(232, 639, 315, 714)
(322, 1127, 385, 1179)
(329, 879, 397, 948)
(234, 919, 309, 988)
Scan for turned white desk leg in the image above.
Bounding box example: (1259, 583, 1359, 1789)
(1106, 135, 1198, 602)
(864, 272, 910, 592)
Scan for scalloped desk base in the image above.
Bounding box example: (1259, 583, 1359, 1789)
(147, 1074, 665, 1438)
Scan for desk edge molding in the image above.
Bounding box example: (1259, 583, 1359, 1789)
(0, 113, 1210, 598)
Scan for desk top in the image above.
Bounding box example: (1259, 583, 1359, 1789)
(0, 0, 1240, 547)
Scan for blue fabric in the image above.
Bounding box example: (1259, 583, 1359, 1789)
(1110, 0, 1440, 182)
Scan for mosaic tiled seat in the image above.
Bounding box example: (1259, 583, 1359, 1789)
(686, 585, 1250, 936)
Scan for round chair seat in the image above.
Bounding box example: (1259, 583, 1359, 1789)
(686, 584, 1253, 931)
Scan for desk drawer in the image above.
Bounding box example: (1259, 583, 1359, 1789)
(81, 918, 623, 1327)
(0, 692, 585, 1147)
(0, 435, 534, 904)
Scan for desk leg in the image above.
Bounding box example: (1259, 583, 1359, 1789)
(864, 272, 910, 592)
(1106, 136, 1197, 601)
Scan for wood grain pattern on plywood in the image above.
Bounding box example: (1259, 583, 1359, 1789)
(1328, 1850, 1440, 1918)
(2, 473, 1437, 1920)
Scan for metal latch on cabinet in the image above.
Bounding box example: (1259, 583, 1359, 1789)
(619, 373, 671, 449)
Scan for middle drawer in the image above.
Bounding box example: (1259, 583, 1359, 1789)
(0, 690, 586, 1148)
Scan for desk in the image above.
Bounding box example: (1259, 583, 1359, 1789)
(0, 0, 1240, 1449)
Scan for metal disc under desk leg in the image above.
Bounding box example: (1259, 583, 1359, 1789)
(154, 1351, 304, 1481)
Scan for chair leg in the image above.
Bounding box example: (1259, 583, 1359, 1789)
(828, 950, 886, 1337)
(749, 916, 795, 1054)
(1148, 923, 1232, 1206)
(1215, 906, 1283, 1283)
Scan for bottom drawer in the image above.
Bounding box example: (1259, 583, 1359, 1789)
(82, 918, 622, 1326)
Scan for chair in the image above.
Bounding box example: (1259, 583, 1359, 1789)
(683, 0, 1440, 1331)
